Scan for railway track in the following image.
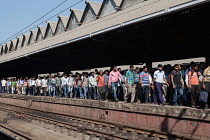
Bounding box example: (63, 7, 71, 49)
(0, 103, 191, 140)
(0, 123, 32, 140)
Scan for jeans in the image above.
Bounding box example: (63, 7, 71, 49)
(83, 86, 88, 99)
(154, 82, 165, 104)
(42, 87, 47, 96)
(89, 86, 97, 99)
(75, 85, 83, 98)
(135, 83, 141, 101)
(2, 86, 5, 93)
(111, 82, 118, 100)
(142, 86, 150, 103)
(68, 85, 73, 98)
(204, 82, 210, 105)
(36, 86, 41, 96)
(173, 85, 183, 105)
(104, 85, 109, 100)
(56, 85, 62, 97)
(49, 84, 56, 97)
(63, 85, 69, 97)
(31, 85, 36, 96)
(11, 87, 15, 94)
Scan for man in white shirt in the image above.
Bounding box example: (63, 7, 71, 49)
(1, 78, 7, 93)
(153, 64, 169, 105)
(36, 76, 42, 96)
(68, 73, 74, 98)
(30, 77, 36, 96)
(41, 76, 48, 96)
(61, 74, 69, 98)
(89, 72, 98, 100)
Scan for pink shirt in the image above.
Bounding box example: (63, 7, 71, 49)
(108, 71, 124, 84)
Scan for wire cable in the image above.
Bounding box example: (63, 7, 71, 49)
(0, 0, 82, 45)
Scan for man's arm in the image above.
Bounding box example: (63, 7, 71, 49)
(171, 74, 175, 88)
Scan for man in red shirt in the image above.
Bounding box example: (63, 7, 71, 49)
(188, 64, 201, 107)
(96, 71, 105, 100)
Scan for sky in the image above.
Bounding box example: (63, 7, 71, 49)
(0, 0, 103, 45)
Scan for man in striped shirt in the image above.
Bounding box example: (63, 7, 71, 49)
(140, 66, 151, 104)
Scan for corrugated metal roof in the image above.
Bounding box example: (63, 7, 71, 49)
(36, 26, 47, 41)
(113, 0, 122, 7)
(70, 9, 84, 22)
(38, 26, 47, 37)
(28, 30, 38, 44)
(22, 34, 30, 47)
(15, 37, 23, 50)
(86, 1, 102, 14)
(46, 21, 57, 33)
(5, 42, 11, 53)
(0, 45, 4, 55)
(10, 40, 17, 52)
(58, 15, 69, 28)
(0, 0, 203, 62)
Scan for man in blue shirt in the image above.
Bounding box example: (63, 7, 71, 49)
(140, 66, 151, 103)
(125, 65, 136, 103)
(134, 67, 141, 103)
(153, 64, 169, 105)
(103, 70, 109, 101)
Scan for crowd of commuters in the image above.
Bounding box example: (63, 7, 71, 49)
(1, 61, 210, 108)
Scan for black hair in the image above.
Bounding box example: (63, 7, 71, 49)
(130, 65, 134, 68)
(174, 64, 179, 67)
(117, 68, 121, 71)
(190, 61, 195, 66)
(143, 66, 148, 69)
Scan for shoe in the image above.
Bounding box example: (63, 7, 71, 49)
(137, 100, 141, 104)
(161, 103, 166, 106)
(115, 98, 119, 102)
(191, 105, 196, 108)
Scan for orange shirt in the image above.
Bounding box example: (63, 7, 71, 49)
(96, 75, 105, 87)
(188, 71, 200, 85)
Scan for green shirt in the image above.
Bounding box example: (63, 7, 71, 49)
(126, 70, 135, 84)
(11, 81, 16, 87)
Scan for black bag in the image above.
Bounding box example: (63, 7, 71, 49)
(199, 91, 208, 103)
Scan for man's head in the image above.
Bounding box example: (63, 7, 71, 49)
(91, 72, 95, 76)
(136, 67, 140, 73)
(112, 65, 117, 71)
(69, 72, 73, 77)
(174, 64, 179, 71)
(99, 70, 103, 75)
(130, 65, 134, 71)
(117, 68, 121, 72)
(143, 66, 148, 72)
(199, 62, 205, 69)
(193, 64, 199, 71)
(158, 64, 163, 71)
(63, 74, 67, 78)
(76, 73, 80, 78)
(105, 70, 109, 75)
(190, 61, 195, 67)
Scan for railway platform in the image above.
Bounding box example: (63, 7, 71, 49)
(0, 93, 209, 140)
